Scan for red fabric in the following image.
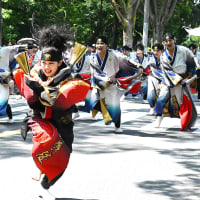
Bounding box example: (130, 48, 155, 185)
(80, 74, 92, 88)
(80, 73, 91, 80)
(117, 78, 132, 85)
(53, 79, 90, 109)
(179, 94, 193, 131)
(190, 87, 197, 94)
(145, 66, 151, 75)
(29, 116, 70, 181)
(128, 82, 142, 94)
(13, 69, 38, 104)
(44, 107, 52, 119)
(117, 78, 141, 94)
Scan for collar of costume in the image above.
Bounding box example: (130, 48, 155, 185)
(76, 54, 86, 73)
(153, 53, 160, 68)
(164, 45, 177, 66)
(136, 54, 144, 64)
(96, 50, 109, 71)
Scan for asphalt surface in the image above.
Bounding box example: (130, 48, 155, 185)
(0, 94, 200, 200)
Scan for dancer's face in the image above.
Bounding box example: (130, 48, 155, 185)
(165, 39, 175, 50)
(136, 50, 144, 58)
(153, 49, 163, 60)
(189, 47, 196, 55)
(96, 42, 107, 54)
(41, 60, 62, 77)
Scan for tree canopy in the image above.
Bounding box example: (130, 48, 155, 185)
(1, 0, 200, 48)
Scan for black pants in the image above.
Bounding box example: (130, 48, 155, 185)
(197, 78, 200, 99)
(73, 105, 79, 113)
(41, 171, 64, 189)
(6, 104, 12, 119)
(196, 69, 200, 99)
(94, 101, 121, 128)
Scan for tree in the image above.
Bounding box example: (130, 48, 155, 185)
(1, 0, 122, 48)
(110, 0, 141, 48)
(1, 0, 72, 45)
(142, 0, 150, 51)
(1, 0, 36, 44)
(165, 0, 200, 44)
(63, 0, 118, 47)
(139, 0, 177, 43)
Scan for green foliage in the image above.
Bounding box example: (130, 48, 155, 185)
(182, 36, 200, 48)
(64, 0, 116, 46)
(1, 0, 117, 46)
(1, 0, 199, 48)
(2, 0, 34, 44)
(165, 0, 200, 44)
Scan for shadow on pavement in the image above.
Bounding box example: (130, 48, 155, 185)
(138, 180, 188, 199)
(137, 146, 200, 200)
(138, 178, 200, 200)
(0, 131, 32, 159)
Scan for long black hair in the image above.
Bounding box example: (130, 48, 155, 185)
(38, 25, 71, 52)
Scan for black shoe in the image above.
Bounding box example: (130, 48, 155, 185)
(41, 175, 51, 189)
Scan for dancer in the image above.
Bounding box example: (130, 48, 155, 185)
(154, 32, 197, 130)
(0, 45, 23, 123)
(116, 54, 143, 101)
(132, 43, 150, 101)
(90, 36, 141, 133)
(188, 43, 200, 100)
(147, 43, 164, 115)
(72, 52, 92, 119)
(13, 25, 90, 200)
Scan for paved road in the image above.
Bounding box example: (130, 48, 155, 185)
(0, 94, 200, 200)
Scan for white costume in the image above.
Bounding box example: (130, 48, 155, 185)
(90, 49, 122, 126)
(73, 54, 91, 114)
(73, 54, 91, 74)
(155, 45, 197, 130)
(131, 53, 149, 69)
(147, 53, 163, 109)
(0, 46, 21, 117)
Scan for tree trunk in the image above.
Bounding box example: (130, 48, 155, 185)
(142, 0, 150, 52)
(152, 23, 164, 43)
(149, 0, 178, 43)
(98, 0, 103, 35)
(110, 0, 141, 48)
(123, 19, 133, 47)
(112, 13, 120, 49)
(139, 0, 177, 43)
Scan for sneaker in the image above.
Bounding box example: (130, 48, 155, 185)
(7, 118, 14, 124)
(120, 95, 126, 101)
(115, 127, 123, 133)
(154, 116, 163, 128)
(148, 108, 154, 116)
(72, 112, 80, 120)
(91, 116, 97, 121)
(142, 99, 148, 104)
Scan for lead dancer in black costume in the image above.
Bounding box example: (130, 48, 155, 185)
(14, 25, 89, 200)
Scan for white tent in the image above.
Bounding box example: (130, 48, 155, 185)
(184, 27, 200, 37)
